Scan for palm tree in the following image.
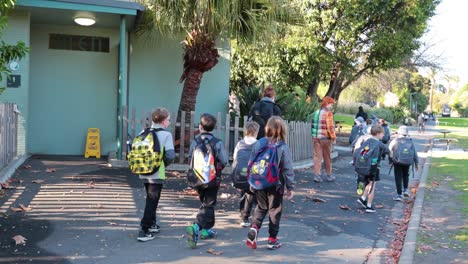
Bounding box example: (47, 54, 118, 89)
(136, 0, 295, 123)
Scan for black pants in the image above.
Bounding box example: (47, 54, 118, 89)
(251, 186, 284, 239)
(240, 189, 256, 221)
(196, 186, 219, 230)
(394, 164, 410, 195)
(140, 183, 163, 231)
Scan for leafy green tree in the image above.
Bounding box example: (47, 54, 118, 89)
(1, 0, 29, 94)
(451, 84, 468, 117)
(298, 0, 439, 101)
(137, 0, 295, 122)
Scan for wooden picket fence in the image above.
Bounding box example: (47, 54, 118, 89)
(123, 107, 313, 163)
(0, 103, 19, 170)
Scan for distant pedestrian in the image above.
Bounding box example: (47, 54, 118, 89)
(355, 106, 369, 122)
(231, 121, 259, 227)
(136, 108, 175, 242)
(378, 119, 391, 144)
(186, 113, 228, 249)
(349, 116, 367, 147)
(354, 125, 389, 213)
(388, 126, 419, 201)
(248, 85, 282, 139)
(246, 116, 294, 250)
(311, 96, 337, 182)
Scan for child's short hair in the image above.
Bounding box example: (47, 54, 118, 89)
(200, 113, 216, 132)
(262, 84, 276, 98)
(152, 108, 170, 123)
(244, 121, 260, 137)
(265, 116, 287, 142)
(370, 125, 384, 136)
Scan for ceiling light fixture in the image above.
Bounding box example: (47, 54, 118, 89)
(74, 17, 96, 26)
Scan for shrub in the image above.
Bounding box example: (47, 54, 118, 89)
(335, 102, 372, 115)
(370, 108, 394, 123)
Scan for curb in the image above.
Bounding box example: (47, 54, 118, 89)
(0, 154, 31, 186)
(108, 152, 339, 172)
(399, 143, 433, 263)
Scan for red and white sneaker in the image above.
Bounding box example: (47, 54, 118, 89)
(246, 227, 258, 249)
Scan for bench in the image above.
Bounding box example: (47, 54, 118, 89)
(439, 129, 451, 138)
(434, 138, 459, 150)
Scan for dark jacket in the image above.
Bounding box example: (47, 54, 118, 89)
(355, 111, 368, 122)
(248, 97, 282, 139)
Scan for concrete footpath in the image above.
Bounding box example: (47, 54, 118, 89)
(0, 134, 430, 264)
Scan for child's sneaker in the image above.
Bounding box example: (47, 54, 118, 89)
(357, 197, 367, 209)
(148, 224, 160, 233)
(393, 195, 403, 201)
(246, 227, 258, 249)
(313, 175, 323, 182)
(365, 205, 376, 213)
(357, 181, 364, 195)
(200, 228, 217, 239)
(267, 237, 282, 250)
(137, 230, 155, 242)
(186, 224, 199, 249)
(240, 220, 250, 228)
(403, 189, 410, 198)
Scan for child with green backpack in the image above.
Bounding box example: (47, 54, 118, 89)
(389, 126, 419, 201)
(130, 108, 175, 242)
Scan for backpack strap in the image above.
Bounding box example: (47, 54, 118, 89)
(148, 128, 164, 154)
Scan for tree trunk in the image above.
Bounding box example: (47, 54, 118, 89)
(325, 63, 342, 100)
(306, 76, 320, 99)
(177, 68, 204, 123)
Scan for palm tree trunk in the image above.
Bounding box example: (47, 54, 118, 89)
(178, 68, 204, 122)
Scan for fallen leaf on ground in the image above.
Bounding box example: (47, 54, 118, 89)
(32, 180, 44, 184)
(312, 197, 326, 203)
(107, 222, 118, 226)
(207, 248, 223, 255)
(375, 204, 384, 209)
(87, 181, 95, 188)
(431, 181, 440, 187)
(182, 188, 198, 196)
(19, 204, 32, 211)
(12, 235, 27, 245)
(0, 183, 13, 189)
(23, 165, 32, 169)
(45, 168, 57, 173)
(11, 207, 23, 212)
(419, 245, 433, 251)
(289, 199, 296, 203)
(339, 205, 350, 210)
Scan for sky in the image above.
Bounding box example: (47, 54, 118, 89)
(420, 0, 468, 87)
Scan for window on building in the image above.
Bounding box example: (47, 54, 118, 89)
(49, 34, 110, 53)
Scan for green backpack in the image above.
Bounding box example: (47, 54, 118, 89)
(128, 128, 163, 175)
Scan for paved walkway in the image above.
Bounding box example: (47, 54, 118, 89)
(0, 131, 431, 264)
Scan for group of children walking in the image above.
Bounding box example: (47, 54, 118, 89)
(131, 108, 294, 250)
(130, 106, 419, 250)
(351, 116, 419, 213)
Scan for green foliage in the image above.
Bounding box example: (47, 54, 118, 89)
(0, 0, 29, 94)
(388, 107, 407, 124)
(370, 108, 393, 123)
(335, 102, 372, 115)
(275, 86, 319, 122)
(450, 84, 468, 117)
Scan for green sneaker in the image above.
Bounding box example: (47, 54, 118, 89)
(357, 181, 364, 195)
(186, 224, 199, 249)
(200, 228, 217, 239)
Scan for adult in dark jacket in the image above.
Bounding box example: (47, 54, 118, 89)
(355, 106, 368, 122)
(248, 85, 282, 139)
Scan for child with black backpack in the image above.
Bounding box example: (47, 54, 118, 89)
(354, 125, 389, 213)
(231, 121, 260, 227)
(186, 113, 228, 249)
(246, 116, 294, 250)
(131, 108, 175, 242)
(389, 126, 419, 201)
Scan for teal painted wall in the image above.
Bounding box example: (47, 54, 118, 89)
(128, 35, 231, 132)
(28, 24, 119, 155)
(0, 11, 30, 156)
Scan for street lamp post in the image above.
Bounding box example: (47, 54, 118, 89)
(409, 92, 417, 117)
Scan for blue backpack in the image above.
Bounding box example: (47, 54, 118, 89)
(247, 138, 283, 190)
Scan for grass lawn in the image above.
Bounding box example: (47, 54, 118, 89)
(334, 113, 355, 133)
(429, 129, 468, 242)
(437, 117, 468, 128)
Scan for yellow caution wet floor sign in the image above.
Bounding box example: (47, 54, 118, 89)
(85, 128, 101, 158)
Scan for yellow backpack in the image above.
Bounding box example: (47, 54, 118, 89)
(128, 128, 163, 175)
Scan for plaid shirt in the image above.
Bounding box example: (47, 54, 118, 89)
(311, 107, 336, 140)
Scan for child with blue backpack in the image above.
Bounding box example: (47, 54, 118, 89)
(186, 113, 228, 248)
(389, 126, 419, 201)
(231, 121, 260, 227)
(246, 116, 295, 250)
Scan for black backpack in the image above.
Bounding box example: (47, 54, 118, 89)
(230, 140, 254, 190)
(248, 101, 280, 139)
